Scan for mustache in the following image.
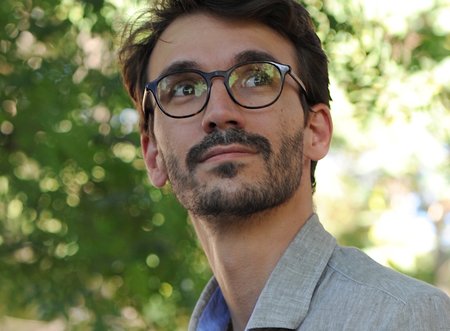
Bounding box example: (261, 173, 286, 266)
(186, 128, 272, 171)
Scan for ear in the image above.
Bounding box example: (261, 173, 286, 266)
(141, 134, 168, 188)
(303, 103, 333, 161)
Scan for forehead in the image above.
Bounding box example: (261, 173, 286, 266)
(147, 13, 298, 80)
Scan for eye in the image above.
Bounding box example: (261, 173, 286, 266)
(234, 64, 277, 89)
(158, 73, 207, 103)
(242, 71, 272, 87)
(170, 79, 207, 99)
(172, 82, 197, 97)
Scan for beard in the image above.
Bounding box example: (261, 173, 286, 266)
(162, 127, 304, 224)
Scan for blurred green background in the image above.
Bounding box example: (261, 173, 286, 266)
(1, 0, 449, 330)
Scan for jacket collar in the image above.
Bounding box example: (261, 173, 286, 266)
(189, 214, 337, 330)
(246, 214, 336, 329)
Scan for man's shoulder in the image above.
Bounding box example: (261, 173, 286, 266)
(301, 245, 450, 330)
(327, 245, 447, 303)
(325, 245, 446, 304)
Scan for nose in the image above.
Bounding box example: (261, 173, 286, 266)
(201, 79, 246, 134)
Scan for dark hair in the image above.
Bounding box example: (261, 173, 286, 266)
(118, 0, 330, 193)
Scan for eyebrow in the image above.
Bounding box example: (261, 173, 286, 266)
(234, 50, 278, 64)
(158, 60, 200, 78)
(156, 50, 280, 79)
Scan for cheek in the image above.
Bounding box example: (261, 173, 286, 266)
(277, 105, 302, 131)
(154, 126, 192, 168)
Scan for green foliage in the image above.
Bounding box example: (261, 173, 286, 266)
(1, 0, 211, 329)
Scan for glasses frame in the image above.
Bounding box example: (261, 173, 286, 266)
(142, 60, 308, 119)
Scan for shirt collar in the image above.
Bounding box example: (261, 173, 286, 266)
(197, 283, 230, 331)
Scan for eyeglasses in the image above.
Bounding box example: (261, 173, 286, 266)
(142, 61, 308, 119)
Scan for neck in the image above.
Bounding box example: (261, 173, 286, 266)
(190, 188, 313, 331)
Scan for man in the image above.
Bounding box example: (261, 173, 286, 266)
(119, 0, 450, 330)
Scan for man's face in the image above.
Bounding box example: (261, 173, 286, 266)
(144, 13, 310, 223)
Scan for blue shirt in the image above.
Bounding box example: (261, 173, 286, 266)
(189, 214, 450, 330)
(197, 286, 230, 331)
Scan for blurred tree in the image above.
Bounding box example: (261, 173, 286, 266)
(0, 0, 210, 329)
(313, 0, 450, 293)
(0, 0, 449, 330)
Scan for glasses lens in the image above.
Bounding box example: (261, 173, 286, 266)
(229, 62, 282, 108)
(157, 72, 207, 117)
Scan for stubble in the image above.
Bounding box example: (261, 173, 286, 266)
(163, 127, 304, 226)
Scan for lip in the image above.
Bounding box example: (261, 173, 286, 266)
(199, 145, 257, 163)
